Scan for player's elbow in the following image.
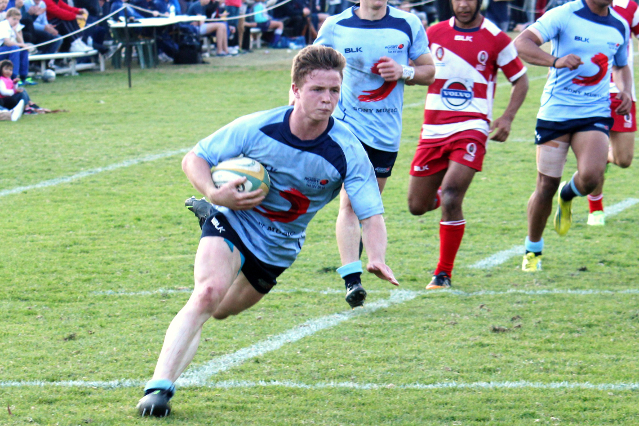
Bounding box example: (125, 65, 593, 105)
(421, 66, 436, 86)
(182, 151, 197, 174)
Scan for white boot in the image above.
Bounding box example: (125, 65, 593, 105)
(70, 39, 92, 52)
(11, 100, 25, 122)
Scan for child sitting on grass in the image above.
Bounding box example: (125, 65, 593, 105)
(0, 59, 44, 114)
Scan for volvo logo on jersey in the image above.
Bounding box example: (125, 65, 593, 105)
(441, 79, 474, 110)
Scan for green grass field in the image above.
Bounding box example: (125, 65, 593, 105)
(1, 49, 639, 425)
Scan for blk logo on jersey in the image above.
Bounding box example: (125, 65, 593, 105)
(572, 52, 608, 86)
(574, 36, 589, 43)
(345, 47, 362, 54)
(441, 79, 474, 110)
(454, 35, 473, 42)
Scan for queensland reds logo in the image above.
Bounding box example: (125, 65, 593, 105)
(463, 142, 477, 162)
(435, 46, 444, 61)
(441, 79, 474, 110)
(477, 51, 488, 65)
(254, 188, 310, 223)
(398, 44, 404, 49)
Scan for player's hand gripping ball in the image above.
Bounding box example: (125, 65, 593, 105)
(212, 157, 271, 196)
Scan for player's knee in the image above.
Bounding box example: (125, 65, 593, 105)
(616, 155, 633, 169)
(407, 196, 428, 216)
(191, 283, 225, 315)
(579, 172, 602, 194)
(537, 176, 560, 201)
(440, 187, 463, 210)
(211, 310, 231, 320)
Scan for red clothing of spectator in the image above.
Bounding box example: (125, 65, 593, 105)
(43, 0, 81, 21)
(226, 0, 241, 7)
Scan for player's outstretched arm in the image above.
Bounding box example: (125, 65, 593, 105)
(182, 151, 265, 210)
(376, 53, 435, 86)
(612, 65, 633, 116)
(361, 215, 399, 286)
(514, 29, 582, 70)
(490, 73, 529, 142)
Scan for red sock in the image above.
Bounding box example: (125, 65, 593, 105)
(587, 194, 604, 213)
(435, 220, 466, 276)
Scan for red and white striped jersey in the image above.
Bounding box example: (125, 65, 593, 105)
(611, 0, 639, 101)
(420, 17, 526, 145)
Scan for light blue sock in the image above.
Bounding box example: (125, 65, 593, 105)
(337, 260, 363, 278)
(525, 236, 543, 254)
(144, 379, 175, 396)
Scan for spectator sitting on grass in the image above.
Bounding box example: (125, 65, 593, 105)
(187, 0, 229, 56)
(0, 8, 36, 85)
(0, 59, 43, 114)
(0, 98, 25, 121)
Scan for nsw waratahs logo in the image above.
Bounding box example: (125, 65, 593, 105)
(441, 79, 474, 110)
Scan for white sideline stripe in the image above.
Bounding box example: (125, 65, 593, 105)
(92, 287, 350, 296)
(468, 245, 523, 269)
(468, 198, 639, 269)
(2, 379, 638, 392)
(92, 288, 639, 297)
(403, 75, 548, 109)
(0, 148, 191, 198)
(206, 380, 639, 391)
(176, 290, 419, 386)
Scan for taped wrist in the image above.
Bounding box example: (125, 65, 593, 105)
(401, 65, 415, 81)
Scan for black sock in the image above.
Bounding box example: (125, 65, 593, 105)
(343, 272, 361, 288)
(560, 179, 580, 202)
(525, 250, 542, 256)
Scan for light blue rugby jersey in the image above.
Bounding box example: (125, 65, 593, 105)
(193, 106, 383, 268)
(529, 0, 629, 121)
(314, 6, 429, 152)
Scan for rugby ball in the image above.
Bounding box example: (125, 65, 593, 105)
(42, 69, 56, 83)
(212, 157, 271, 196)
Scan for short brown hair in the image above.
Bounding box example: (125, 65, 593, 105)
(6, 7, 21, 18)
(291, 45, 346, 88)
(0, 60, 13, 75)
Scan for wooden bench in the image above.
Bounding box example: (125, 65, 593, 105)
(28, 50, 105, 76)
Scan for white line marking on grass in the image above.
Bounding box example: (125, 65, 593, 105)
(93, 288, 351, 296)
(93, 287, 639, 298)
(468, 245, 523, 269)
(206, 379, 639, 392)
(468, 198, 639, 269)
(0, 148, 191, 198)
(176, 290, 420, 387)
(0, 379, 143, 389)
(3, 378, 639, 392)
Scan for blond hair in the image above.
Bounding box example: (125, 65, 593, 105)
(6, 7, 21, 18)
(291, 45, 346, 88)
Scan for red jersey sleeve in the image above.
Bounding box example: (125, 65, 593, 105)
(495, 32, 526, 82)
(44, 0, 81, 21)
